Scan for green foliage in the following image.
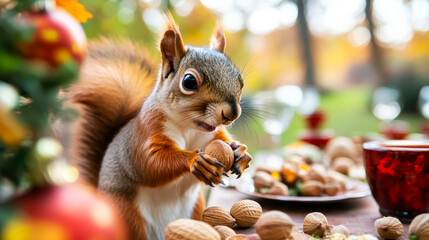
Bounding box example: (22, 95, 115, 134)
(0, 0, 79, 187)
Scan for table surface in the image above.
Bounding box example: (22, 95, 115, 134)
(207, 186, 410, 239)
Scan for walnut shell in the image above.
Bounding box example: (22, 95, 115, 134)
(374, 217, 403, 239)
(300, 180, 323, 196)
(205, 140, 234, 172)
(325, 137, 358, 162)
(409, 213, 429, 240)
(230, 200, 262, 228)
(202, 206, 236, 228)
(325, 170, 347, 191)
(305, 164, 326, 183)
(331, 225, 350, 236)
(332, 157, 354, 175)
(253, 171, 274, 189)
(255, 210, 294, 240)
(268, 181, 288, 196)
(214, 226, 236, 240)
(165, 218, 221, 240)
(324, 181, 342, 196)
(303, 212, 329, 237)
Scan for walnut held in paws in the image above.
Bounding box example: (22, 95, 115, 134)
(205, 140, 234, 172)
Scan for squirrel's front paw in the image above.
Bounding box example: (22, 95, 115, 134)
(228, 142, 252, 178)
(190, 152, 225, 187)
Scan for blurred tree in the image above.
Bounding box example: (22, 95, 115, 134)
(294, 0, 316, 87)
(365, 0, 387, 86)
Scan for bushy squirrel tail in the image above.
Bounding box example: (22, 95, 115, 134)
(67, 38, 157, 186)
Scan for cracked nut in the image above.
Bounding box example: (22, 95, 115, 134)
(374, 217, 403, 239)
(303, 212, 330, 237)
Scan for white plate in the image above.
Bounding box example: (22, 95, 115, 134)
(234, 176, 371, 203)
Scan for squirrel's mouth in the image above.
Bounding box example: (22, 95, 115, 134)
(194, 120, 217, 132)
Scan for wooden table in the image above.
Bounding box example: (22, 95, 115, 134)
(208, 187, 410, 239)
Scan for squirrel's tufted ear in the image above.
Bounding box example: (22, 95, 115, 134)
(159, 14, 186, 78)
(210, 24, 226, 53)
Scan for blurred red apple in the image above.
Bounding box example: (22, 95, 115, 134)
(1, 184, 127, 240)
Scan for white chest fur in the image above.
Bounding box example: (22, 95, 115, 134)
(135, 174, 201, 240)
(162, 120, 215, 151)
(134, 120, 214, 240)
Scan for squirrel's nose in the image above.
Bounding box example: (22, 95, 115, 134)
(221, 103, 241, 125)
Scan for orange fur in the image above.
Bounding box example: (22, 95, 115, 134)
(130, 109, 200, 187)
(67, 39, 156, 186)
(67, 18, 250, 240)
(191, 187, 206, 221)
(214, 125, 233, 143)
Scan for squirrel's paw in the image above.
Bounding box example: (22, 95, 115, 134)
(190, 152, 225, 187)
(228, 142, 252, 179)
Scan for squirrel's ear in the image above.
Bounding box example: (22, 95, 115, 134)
(210, 24, 226, 53)
(160, 15, 186, 78)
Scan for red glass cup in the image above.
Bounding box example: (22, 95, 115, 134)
(298, 129, 334, 149)
(363, 140, 429, 221)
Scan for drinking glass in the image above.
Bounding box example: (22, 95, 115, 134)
(363, 140, 429, 221)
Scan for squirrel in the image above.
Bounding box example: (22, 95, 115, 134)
(66, 17, 252, 240)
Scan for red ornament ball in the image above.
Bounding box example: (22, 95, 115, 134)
(2, 184, 127, 240)
(17, 8, 87, 67)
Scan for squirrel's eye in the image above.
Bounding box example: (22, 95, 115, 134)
(181, 73, 198, 93)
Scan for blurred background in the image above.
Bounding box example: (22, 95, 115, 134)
(0, 1, 428, 235)
(80, 0, 429, 152)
